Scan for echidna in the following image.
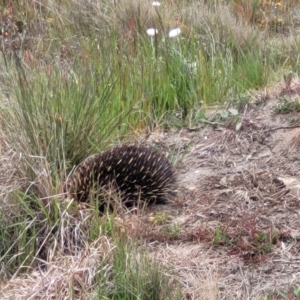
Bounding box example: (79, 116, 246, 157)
(65, 144, 177, 209)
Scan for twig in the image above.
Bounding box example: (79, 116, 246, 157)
(264, 125, 300, 133)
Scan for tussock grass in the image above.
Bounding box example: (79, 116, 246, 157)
(1, 207, 180, 300)
(0, 235, 112, 299)
(2, 63, 128, 169)
(0, 191, 64, 278)
(110, 242, 180, 299)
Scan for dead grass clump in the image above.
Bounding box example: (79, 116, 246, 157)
(206, 129, 253, 156)
(0, 132, 56, 200)
(148, 244, 220, 300)
(287, 128, 300, 151)
(264, 35, 300, 68)
(0, 236, 113, 300)
(232, 0, 300, 33)
(0, 131, 25, 203)
(184, 1, 262, 52)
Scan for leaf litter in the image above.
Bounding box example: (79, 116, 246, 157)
(141, 77, 300, 299)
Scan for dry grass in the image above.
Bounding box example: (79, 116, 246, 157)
(0, 131, 24, 203)
(148, 244, 220, 300)
(0, 236, 113, 300)
(130, 84, 300, 298)
(184, 1, 262, 51)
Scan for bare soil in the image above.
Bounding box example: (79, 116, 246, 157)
(135, 79, 300, 299)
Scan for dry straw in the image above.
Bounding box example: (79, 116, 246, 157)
(1, 237, 113, 300)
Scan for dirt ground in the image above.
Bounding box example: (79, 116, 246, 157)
(136, 78, 300, 299)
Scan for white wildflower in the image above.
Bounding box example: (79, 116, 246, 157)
(168, 27, 181, 38)
(152, 1, 161, 6)
(146, 28, 158, 37)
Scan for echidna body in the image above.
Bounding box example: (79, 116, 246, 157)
(65, 145, 177, 208)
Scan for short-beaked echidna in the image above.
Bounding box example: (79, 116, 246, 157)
(65, 144, 177, 208)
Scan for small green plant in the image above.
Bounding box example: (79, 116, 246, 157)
(172, 223, 180, 239)
(237, 221, 280, 259)
(294, 285, 300, 298)
(273, 99, 300, 114)
(286, 115, 300, 125)
(210, 218, 281, 264)
(229, 94, 251, 111)
(278, 290, 288, 299)
(264, 286, 300, 300)
(167, 143, 190, 166)
(213, 108, 242, 131)
(109, 238, 181, 300)
(251, 230, 274, 254)
(149, 212, 173, 225)
(213, 226, 231, 246)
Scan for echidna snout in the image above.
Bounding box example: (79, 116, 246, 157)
(65, 145, 177, 208)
